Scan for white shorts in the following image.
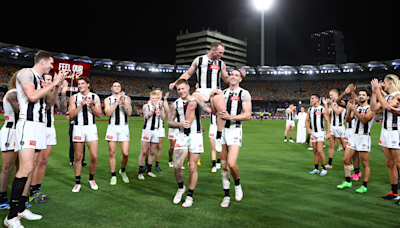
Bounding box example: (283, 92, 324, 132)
(73, 125, 98, 142)
(221, 127, 242, 147)
(344, 128, 353, 142)
(1, 127, 17, 152)
(105, 125, 130, 142)
(286, 120, 295, 127)
(141, 129, 159, 143)
(193, 88, 222, 102)
(174, 132, 204, 153)
(46, 127, 57, 146)
(158, 127, 165, 138)
(330, 126, 345, 138)
(310, 132, 326, 143)
(379, 129, 400, 149)
(168, 128, 179, 140)
(209, 124, 217, 138)
(15, 120, 47, 151)
(347, 134, 371, 152)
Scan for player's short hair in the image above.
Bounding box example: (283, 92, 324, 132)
(150, 91, 159, 97)
(176, 79, 188, 86)
(34, 50, 53, 65)
(358, 87, 371, 97)
(154, 87, 161, 91)
(329, 89, 339, 95)
(43, 73, 52, 79)
(78, 76, 91, 85)
(311, 94, 320, 100)
(112, 80, 121, 86)
(210, 42, 224, 50)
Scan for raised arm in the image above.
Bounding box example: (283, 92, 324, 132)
(68, 95, 84, 119)
(169, 58, 198, 90)
(142, 104, 154, 120)
(123, 96, 133, 116)
(19, 69, 62, 103)
(90, 95, 103, 118)
(167, 102, 182, 128)
(352, 106, 376, 124)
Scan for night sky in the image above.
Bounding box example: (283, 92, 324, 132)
(2, 0, 399, 66)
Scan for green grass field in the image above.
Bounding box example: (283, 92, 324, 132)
(0, 115, 399, 228)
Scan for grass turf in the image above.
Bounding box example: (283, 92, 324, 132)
(0, 115, 399, 227)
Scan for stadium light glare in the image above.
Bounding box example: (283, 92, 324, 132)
(254, 0, 274, 10)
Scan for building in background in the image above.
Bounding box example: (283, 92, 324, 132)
(228, 16, 276, 67)
(175, 29, 247, 67)
(310, 29, 348, 65)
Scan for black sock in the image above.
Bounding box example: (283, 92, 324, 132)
(169, 158, 172, 162)
(328, 158, 333, 166)
(178, 182, 184, 189)
(139, 166, 143, 174)
(184, 128, 190, 136)
(216, 131, 222, 139)
(224, 189, 230, 197)
(363, 181, 368, 188)
(18, 196, 27, 213)
(156, 162, 159, 167)
(284, 136, 287, 139)
(111, 172, 116, 177)
(89, 173, 95, 180)
(121, 167, 126, 173)
(148, 164, 153, 173)
(315, 164, 319, 170)
(0, 191, 7, 203)
(322, 165, 326, 170)
(8, 177, 28, 219)
(234, 178, 241, 186)
(145, 159, 148, 166)
(354, 168, 360, 174)
(30, 185, 36, 196)
(392, 184, 398, 194)
(217, 158, 221, 163)
(188, 189, 194, 198)
(346, 177, 351, 183)
(212, 160, 216, 167)
(37, 183, 41, 191)
(290, 137, 292, 140)
(75, 175, 81, 184)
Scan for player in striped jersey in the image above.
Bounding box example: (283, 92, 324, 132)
(168, 79, 211, 207)
(138, 91, 165, 180)
(306, 94, 331, 176)
(169, 42, 246, 153)
(0, 72, 20, 210)
(29, 73, 68, 203)
(284, 104, 296, 143)
(323, 89, 347, 169)
(370, 75, 400, 204)
(4, 51, 67, 227)
(337, 88, 375, 193)
(68, 77, 102, 193)
(104, 81, 132, 185)
(217, 69, 252, 208)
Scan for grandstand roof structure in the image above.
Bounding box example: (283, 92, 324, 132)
(1, 41, 400, 78)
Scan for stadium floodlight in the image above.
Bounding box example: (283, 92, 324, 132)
(254, 0, 274, 66)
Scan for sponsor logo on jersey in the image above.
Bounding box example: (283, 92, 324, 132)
(40, 81, 46, 88)
(74, 136, 82, 140)
(210, 133, 215, 137)
(210, 65, 220, 71)
(106, 135, 113, 139)
(5, 116, 9, 120)
(347, 142, 351, 146)
(230, 96, 240, 101)
(143, 136, 149, 140)
(315, 111, 322, 115)
(30, 140, 36, 146)
(379, 140, 382, 144)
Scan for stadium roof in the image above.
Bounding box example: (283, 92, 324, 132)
(1, 41, 399, 76)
